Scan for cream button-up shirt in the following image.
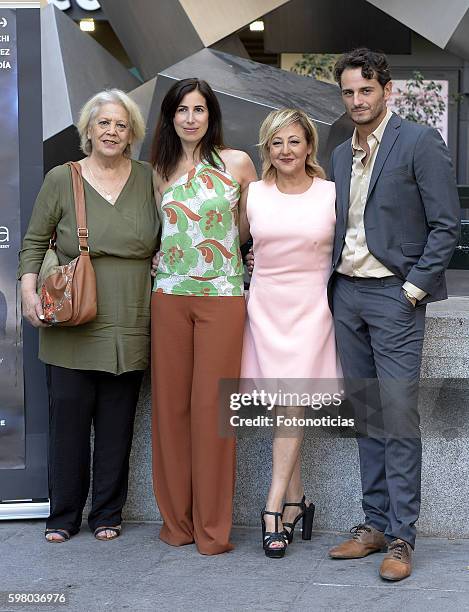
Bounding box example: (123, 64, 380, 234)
(336, 108, 425, 300)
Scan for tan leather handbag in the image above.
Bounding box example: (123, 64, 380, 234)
(37, 162, 97, 326)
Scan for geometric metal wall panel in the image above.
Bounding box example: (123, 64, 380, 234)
(179, 0, 290, 47)
(41, 3, 139, 139)
(43, 125, 81, 174)
(128, 77, 157, 159)
(367, 0, 469, 60)
(99, 0, 205, 81)
(41, 4, 73, 140)
(140, 49, 344, 171)
(99, 0, 289, 80)
(211, 34, 251, 59)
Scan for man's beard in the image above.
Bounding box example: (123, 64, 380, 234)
(349, 103, 386, 126)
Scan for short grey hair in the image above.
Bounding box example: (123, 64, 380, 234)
(77, 89, 146, 157)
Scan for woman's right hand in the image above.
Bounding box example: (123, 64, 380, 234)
(21, 274, 48, 327)
(151, 251, 161, 278)
(245, 247, 254, 275)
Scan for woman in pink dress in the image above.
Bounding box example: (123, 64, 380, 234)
(239, 109, 341, 558)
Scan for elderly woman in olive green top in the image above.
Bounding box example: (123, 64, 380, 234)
(18, 89, 159, 543)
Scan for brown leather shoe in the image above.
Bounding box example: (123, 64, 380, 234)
(329, 524, 387, 559)
(379, 539, 412, 581)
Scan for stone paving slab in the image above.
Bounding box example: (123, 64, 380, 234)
(1, 522, 468, 612)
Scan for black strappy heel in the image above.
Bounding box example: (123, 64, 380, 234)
(261, 509, 288, 559)
(282, 495, 315, 544)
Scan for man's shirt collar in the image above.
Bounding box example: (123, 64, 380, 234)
(351, 108, 393, 151)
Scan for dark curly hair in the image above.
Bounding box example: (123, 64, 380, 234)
(333, 48, 391, 88)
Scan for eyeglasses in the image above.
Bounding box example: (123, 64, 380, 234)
(95, 119, 129, 133)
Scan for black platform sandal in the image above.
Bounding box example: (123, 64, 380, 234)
(282, 495, 315, 544)
(261, 509, 288, 559)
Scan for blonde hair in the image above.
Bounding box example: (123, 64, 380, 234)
(258, 108, 325, 181)
(77, 89, 146, 157)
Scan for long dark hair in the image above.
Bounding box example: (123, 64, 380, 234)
(151, 78, 225, 181)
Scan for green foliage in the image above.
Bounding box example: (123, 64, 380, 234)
(393, 71, 446, 128)
(290, 53, 339, 84)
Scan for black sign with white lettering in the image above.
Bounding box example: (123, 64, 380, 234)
(0, 8, 25, 469)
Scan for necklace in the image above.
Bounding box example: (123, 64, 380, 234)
(85, 160, 129, 202)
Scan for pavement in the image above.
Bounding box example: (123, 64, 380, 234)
(1, 521, 469, 612)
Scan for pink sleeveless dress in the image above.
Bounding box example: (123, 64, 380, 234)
(240, 178, 341, 384)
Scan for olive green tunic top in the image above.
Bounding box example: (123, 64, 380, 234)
(18, 160, 160, 374)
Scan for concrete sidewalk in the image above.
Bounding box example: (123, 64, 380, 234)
(1, 521, 468, 612)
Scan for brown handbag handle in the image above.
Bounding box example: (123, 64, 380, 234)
(68, 161, 90, 254)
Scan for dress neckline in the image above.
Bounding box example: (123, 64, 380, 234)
(272, 176, 316, 196)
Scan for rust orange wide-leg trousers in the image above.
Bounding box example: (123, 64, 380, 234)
(151, 292, 245, 555)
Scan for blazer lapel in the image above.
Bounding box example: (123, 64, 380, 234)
(334, 142, 353, 226)
(366, 113, 401, 200)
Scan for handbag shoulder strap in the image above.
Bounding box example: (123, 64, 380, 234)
(67, 161, 89, 253)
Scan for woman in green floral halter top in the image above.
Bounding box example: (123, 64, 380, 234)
(155, 156, 244, 296)
(150, 78, 257, 556)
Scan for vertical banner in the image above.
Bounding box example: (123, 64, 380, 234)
(0, 8, 25, 469)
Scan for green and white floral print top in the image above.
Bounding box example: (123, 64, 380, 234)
(153, 158, 244, 297)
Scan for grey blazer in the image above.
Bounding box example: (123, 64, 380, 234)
(329, 112, 460, 304)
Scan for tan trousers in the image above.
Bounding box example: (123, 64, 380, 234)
(151, 292, 245, 555)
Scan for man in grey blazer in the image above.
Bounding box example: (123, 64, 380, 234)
(328, 48, 460, 580)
